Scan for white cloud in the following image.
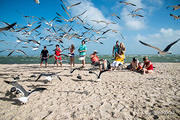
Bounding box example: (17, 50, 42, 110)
(67, 0, 122, 30)
(121, 7, 145, 30)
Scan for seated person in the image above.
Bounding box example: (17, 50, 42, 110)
(90, 50, 109, 71)
(127, 57, 139, 71)
(142, 56, 153, 74)
(111, 50, 125, 70)
(137, 62, 143, 73)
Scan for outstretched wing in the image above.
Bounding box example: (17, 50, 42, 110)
(35, 74, 43, 82)
(57, 75, 62, 81)
(0, 22, 16, 32)
(139, 40, 162, 52)
(97, 70, 109, 79)
(89, 71, 98, 77)
(29, 87, 47, 95)
(4, 80, 28, 96)
(163, 38, 180, 52)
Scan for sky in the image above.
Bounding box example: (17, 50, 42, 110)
(0, 0, 180, 56)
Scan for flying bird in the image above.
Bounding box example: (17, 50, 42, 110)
(60, 4, 70, 17)
(119, 1, 136, 6)
(89, 70, 109, 79)
(34, 0, 40, 4)
(102, 29, 111, 35)
(139, 39, 180, 55)
(67, 2, 81, 10)
(170, 14, 180, 20)
(167, 4, 180, 11)
(35, 72, 62, 82)
(129, 13, 144, 17)
(8, 49, 27, 56)
(131, 8, 143, 13)
(112, 13, 121, 19)
(0, 22, 16, 32)
(4, 80, 46, 104)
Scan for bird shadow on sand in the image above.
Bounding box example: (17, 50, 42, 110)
(58, 90, 89, 96)
(0, 97, 22, 106)
(27, 84, 54, 89)
(71, 79, 98, 83)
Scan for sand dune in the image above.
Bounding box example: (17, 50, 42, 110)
(0, 63, 179, 120)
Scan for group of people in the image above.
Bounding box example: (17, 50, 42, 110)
(128, 56, 154, 74)
(40, 40, 153, 74)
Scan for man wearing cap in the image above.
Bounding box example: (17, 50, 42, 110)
(90, 50, 108, 71)
(90, 50, 100, 66)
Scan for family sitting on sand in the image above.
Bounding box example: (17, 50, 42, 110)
(128, 56, 154, 74)
(40, 40, 153, 74)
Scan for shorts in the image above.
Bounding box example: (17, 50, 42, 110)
(111, 61, 123, 67)
(79, 56, 85, 61)
(55, 55, 62, 61)
(91, 62, 100, 66)
(41, 57, 48, 63)
(69, 53, 75, 57)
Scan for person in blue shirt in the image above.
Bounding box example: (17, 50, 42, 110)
(112, 41, 119, 59)
(78, 40, 87, 67)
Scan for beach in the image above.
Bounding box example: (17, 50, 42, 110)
(0, 63, 179, 120)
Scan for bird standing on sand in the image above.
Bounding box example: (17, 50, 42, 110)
(139, 39, 180, 55)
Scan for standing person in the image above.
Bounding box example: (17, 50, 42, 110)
(54, 44, 62, 67)
(69, 44, 75, 67)
(40, 46, 49, 67)
(78, 40, 87, 67)
(142, 56, 153, 74)
(112, 41, 119, 59)
(119, 42, 126, 53)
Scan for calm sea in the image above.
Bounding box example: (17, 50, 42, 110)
(0, 55, 180, 64)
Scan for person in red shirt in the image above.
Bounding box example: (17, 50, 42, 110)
(90, 50, 99, 65)
(142, 56, 153, 74)
(54, 44, 62, 67)
(90, 50, 108, 71)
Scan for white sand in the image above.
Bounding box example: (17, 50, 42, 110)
(0, 63, 179, 120)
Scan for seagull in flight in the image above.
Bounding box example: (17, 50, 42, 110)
(139, 39, 180, 55)
(67, 2, 81, 10)
(34, 0, 40, 4)
(167, 4, 180, 11)
(170, 14, 180, 20)
(0, 22, 16, 32)
(4, 80, 46, 104)
(35, 72, 62, 82)
(119, 1, 136, 6)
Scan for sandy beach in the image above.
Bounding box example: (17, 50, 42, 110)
(0, 63, 179, 120)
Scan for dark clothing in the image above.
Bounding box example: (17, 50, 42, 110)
(41, 50, 49, 57)
(41, 57, 48, 63)
(91, 61, 100, 66)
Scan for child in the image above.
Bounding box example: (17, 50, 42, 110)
(69, 44, 75, 67)
(54, 44, 62, 67)
(142, 56, 153, 74)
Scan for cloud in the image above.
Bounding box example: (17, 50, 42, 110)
(67, 0, 122, 30)
(121, 7, 145, 30)
(120, 0, 146, 30)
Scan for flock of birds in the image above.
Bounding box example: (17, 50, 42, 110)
(0, 0, 180, 104)
(3, 64, 109, 104)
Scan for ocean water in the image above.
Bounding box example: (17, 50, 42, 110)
(0, 54, 179, 64)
